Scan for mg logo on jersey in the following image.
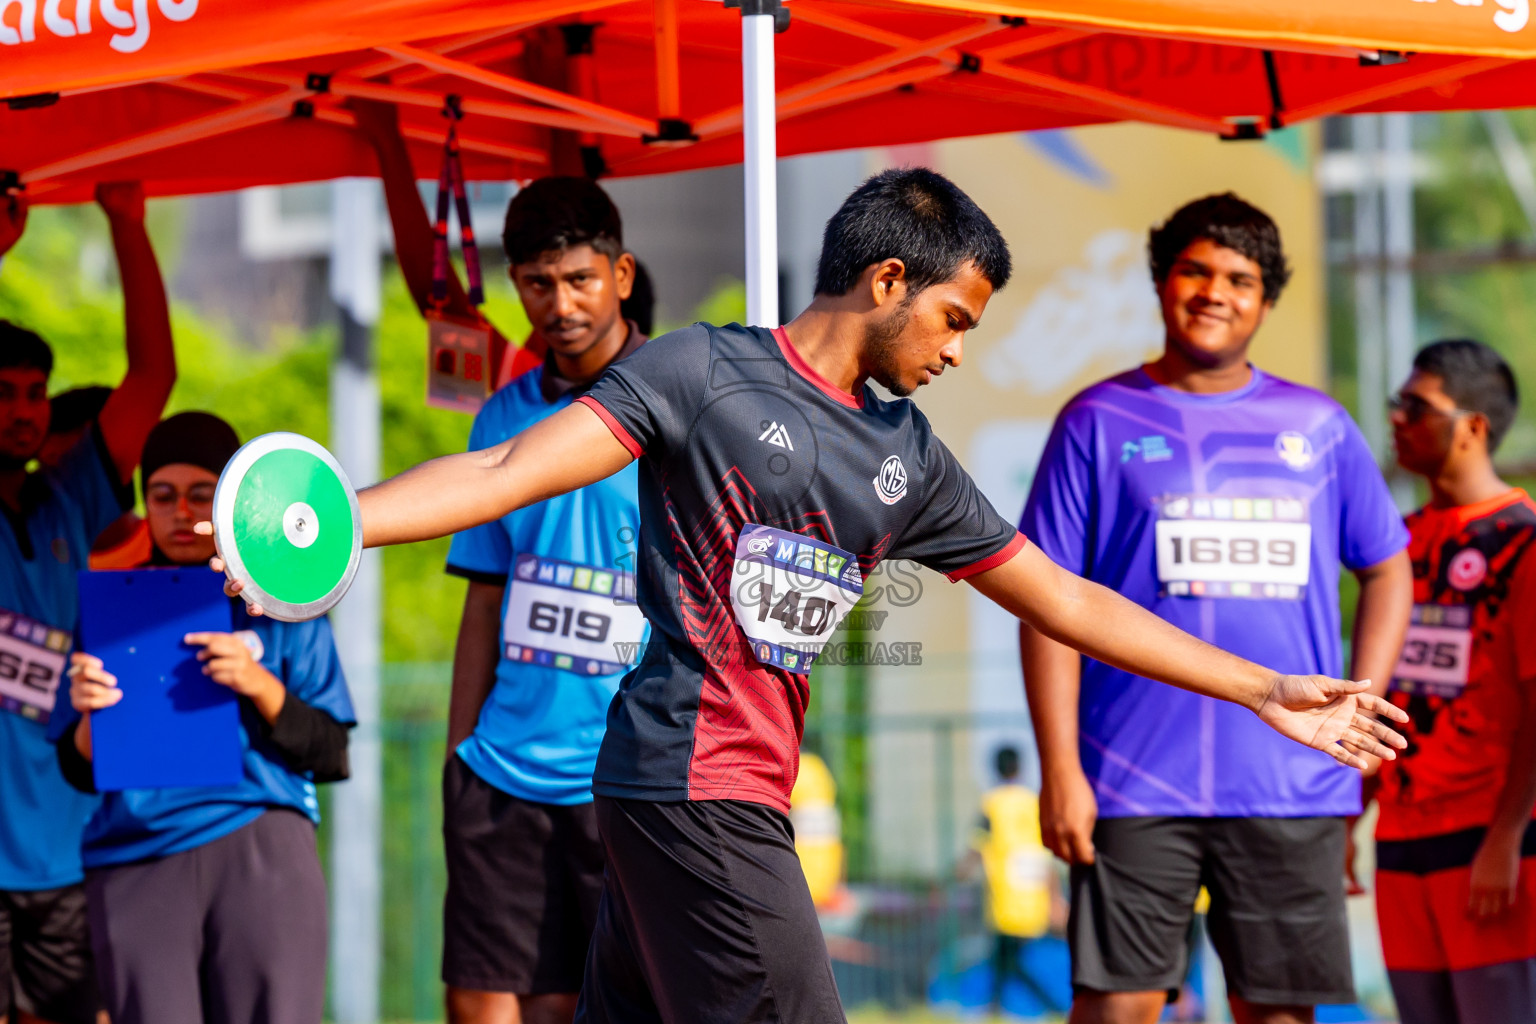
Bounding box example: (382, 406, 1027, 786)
(873, 456, 908, 505)
(758, 421, 794, 451)
(1448, 548, 1488, 591)
(1274, 431, 1314, 471)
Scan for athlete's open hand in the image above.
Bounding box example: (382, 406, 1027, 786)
(1254, 675, 1408, 770)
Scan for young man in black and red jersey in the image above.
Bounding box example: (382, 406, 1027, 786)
(217, 169, 1409, 1023)
(1367, 340, 1536, 1024)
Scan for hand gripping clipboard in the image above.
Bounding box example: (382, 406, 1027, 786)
(77, 569, 243, 790)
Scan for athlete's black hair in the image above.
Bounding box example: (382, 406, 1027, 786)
(994, 745, 1020, 781)
(1413, 339, 1520, 453)
(622, 258, 655, 336)
(503, 176, 624, 267)
(48, 386, 111, 436)
(0, 320, 52, 375)
(1148, 193, 1292, 304)
(814, 168, 1011, 298)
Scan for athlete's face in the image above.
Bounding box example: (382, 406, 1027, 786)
(146, 463, 218, 565)
(865, 262, 992, 398)
(1391, 370, 1486, 477)
(1157, 239, 1272, 367)
(0, 366, 49, 468)
(510, 244, 636, 359)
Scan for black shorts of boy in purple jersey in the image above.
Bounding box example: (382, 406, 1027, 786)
(214, 170, 1411, 1023)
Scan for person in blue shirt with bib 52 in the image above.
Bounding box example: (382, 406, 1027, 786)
(55, 412, 355, 1024)
(0, 182, 176, 1024)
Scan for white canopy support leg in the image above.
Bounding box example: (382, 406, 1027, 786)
(739, 0, 782, 327)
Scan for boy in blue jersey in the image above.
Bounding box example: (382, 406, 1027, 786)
(356, 102, 644, 1024)
(58, 412, 354, 1024)
(1020, 194, 1414, 1024)
(0, 184, 175, 1024)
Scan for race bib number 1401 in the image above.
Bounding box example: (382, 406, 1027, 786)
(0, 609, 69, 724)
(731, 524, 864, 673)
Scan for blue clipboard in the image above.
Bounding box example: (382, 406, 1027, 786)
(77, 569, 243, 791)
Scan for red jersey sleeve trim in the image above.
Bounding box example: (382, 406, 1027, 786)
(575, 395, 644, 459)
(772, 326, 865, 409)
(944, 532, 1027, 582)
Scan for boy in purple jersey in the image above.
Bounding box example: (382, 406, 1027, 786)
(1020, 194, 1414, 1024)
(213, 173, 1409, 1024)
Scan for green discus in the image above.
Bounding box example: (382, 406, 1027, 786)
(211, 432, 362, 622)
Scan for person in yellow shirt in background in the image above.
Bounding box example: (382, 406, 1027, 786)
(791, 750, 845, 910)
(973, 745, 1068, 1015)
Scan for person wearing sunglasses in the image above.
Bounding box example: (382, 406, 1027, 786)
(1370, 340, 1536, 1024)
(52, 412, 355, 1024)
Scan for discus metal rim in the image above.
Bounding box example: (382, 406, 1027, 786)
(212, 431, 362, 623)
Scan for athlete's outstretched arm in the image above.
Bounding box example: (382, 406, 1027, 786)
(360, 403, 631, 547)
(971, 543, 1408, 770)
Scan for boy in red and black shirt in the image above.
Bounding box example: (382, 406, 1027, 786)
(1372, 339, 1536, 1024)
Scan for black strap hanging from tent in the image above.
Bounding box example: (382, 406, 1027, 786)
(431, 98, 484, 307)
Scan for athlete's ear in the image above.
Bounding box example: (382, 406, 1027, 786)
(868, 258, 907, 309)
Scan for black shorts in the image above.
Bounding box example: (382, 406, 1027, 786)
(0, 883, 100, 1024)
(442, 755, 605, 994)
(1069, 816, 1353, 1006)
(575, 796, 845, 1024)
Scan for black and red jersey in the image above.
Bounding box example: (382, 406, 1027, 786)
(578, 323, 1023, 811)
(1377, 488, 1536, 841)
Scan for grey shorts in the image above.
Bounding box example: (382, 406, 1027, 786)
(85, 808, 328, 1024)
(1069, 815, 1354, 1006)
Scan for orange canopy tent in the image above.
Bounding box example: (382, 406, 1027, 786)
(5, 0, 1535, 201)
(4, 0, 1536, 318)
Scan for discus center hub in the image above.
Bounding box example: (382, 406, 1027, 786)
(283, 501, 320, 549)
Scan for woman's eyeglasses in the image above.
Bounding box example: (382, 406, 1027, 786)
(146, 483, 216, 508)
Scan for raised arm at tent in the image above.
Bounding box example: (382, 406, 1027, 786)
(969, 542, 1409, 771)
(349, 99, 509, 368)
(94, 182, 176, 485)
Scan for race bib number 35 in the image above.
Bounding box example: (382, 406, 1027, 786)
(1155, 494, 1311, 601)
(1391, 604, 1473, 699)
(504, 554, 647, 676)
(732, 524, 864, 674)
(0, 609, 69, 724)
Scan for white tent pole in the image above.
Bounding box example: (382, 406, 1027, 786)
(741, 5, 779, 328)
(328, 176, 382, 1024)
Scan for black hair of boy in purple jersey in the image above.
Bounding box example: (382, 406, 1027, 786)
(813, 168, 1011, 397)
